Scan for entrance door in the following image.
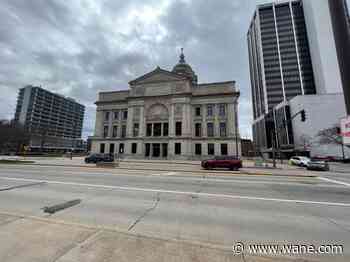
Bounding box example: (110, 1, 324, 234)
(109, 143, 115, 154)
(145, 143, 150, 157)
(152, 143, 160, 157)
(162, 143, 168, 158)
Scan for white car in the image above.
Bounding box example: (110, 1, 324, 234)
(290, 156, 310, 167)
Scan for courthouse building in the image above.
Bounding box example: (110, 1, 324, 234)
(90, 51, 241, 159)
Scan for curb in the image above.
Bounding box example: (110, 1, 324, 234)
(1, 162, 317, 178)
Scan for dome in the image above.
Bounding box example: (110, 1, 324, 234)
(172, 48, 198, 85)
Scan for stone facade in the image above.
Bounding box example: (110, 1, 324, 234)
(90, 54, 241, 160)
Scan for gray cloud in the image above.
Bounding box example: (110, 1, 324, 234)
(0, 0, 349, 139)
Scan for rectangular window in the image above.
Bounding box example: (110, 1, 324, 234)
(219, 104, 226, 116)
(121, 125, 126, 138)
(220, 122, 227, 137)
(153, 123, 162, 136)
(175, 143, 181, 155)
(195, 123, 202, 137)
(145, 143, 150, 157)
(195, 144, 202, 155)
(195, 106, 201, 116)
(221, 144, 228, 155)
(119, 143, 125, 154)
(100, 143, 105, 153)
(131, 143, 137, 154)
(175, 122, 182, 136)
(113, 111, 119, 120)
(104, 112, 110, 121)
(112, 126, 118, 137)
(133, 123, 139, 137)
(146, 123, 152, 137)
(103, 126, 109, 138)
(207, 123, 214, 137)
(207, 105, 213, 116)
(123, 110, 128, 120)
(163, 123, 169, 136)
(208, 143, 215, 155)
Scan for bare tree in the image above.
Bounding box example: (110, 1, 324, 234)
(317, 127, 343, 145)
(0, 120, 30, 154)
(317, 126, 346, 160)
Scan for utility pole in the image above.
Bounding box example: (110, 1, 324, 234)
(234, 101, 239, 158)
(271, 128, 276, 168)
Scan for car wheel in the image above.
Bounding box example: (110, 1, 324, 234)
(203, 163, 209, 170)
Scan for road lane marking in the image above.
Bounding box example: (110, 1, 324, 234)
(152, 172, 179, 176)
(318, 177, 350, 187)
(0, 176, 349, 207)
(0, 182, 46, 191)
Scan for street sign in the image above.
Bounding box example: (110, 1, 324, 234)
(340, 116, 350, 145)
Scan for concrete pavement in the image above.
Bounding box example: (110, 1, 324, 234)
(0, 213, 305, 262)
(0, 164, 349, 261)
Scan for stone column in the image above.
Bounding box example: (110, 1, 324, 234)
(169, 103, 175, 137)
(139, 106, 145, 137)
(108, 112, 112, 138)
(214, 105, 219, 137)
(126, 107, 134, 137)
(94, 110, 104, 137)
(227, 103, 236, 137)
(183, 103, 192, 137)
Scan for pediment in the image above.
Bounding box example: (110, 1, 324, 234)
(129, 67, 186, 86)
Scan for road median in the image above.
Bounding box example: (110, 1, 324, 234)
(0, 161, 317, 178)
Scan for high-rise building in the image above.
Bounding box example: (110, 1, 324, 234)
(248, 0, 316, 149)
(328, 0, 350, 114)
(248, 0, 348, 155)
(14, 85, 85, 151)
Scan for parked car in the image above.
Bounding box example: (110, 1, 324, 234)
(201, 156, 242, 171)
(307, 160, 330, 171)
(289, 156, 310, 167)
(85, 153, 114, 163)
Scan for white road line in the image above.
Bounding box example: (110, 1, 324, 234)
(153, 172, 179, 176)
(0, 176, 350, 207)
(318, 177, 350, 187)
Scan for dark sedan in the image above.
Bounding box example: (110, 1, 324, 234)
(85, 153, 114, 164)
(201, 156, 242, 171)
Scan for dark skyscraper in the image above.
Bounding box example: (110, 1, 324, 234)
(328, 0, 350, 115)
(247, 0, 316, 149)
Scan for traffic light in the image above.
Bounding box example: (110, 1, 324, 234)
(301, 110, 306, 122)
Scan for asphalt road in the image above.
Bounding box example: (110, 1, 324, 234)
(0, 164, 350, 261)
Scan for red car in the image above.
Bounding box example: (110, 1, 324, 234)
(201, 156, 242, 171)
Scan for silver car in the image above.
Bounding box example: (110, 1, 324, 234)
(306, 160, 330, 171)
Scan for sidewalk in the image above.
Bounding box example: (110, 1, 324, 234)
(0, 212, 321, 262)
(3, 156, 317, 177)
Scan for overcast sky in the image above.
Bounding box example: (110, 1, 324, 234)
(0, 0, 349, 139)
